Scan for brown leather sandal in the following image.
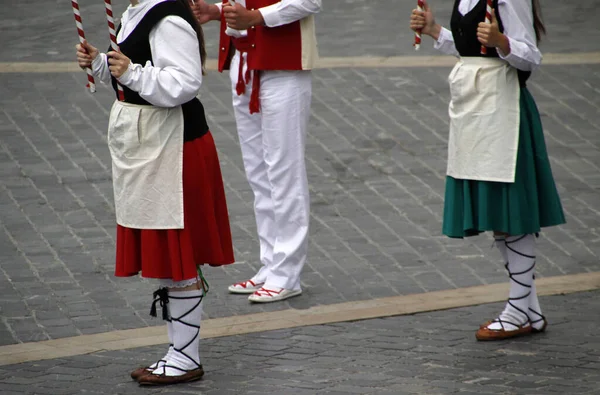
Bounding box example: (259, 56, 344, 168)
(130, 365, 157, 381)
(137, 366, 204, 386)
(476, 318, 532, 341)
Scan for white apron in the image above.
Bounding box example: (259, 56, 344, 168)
(107, 100, 184, 229)
(446, 57, 520, 183)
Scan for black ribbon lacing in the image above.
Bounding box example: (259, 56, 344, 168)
(149, 287, 170, 321)
(170, 293, 204, 370)
(528, 273, 546, 327)
(151, 292, 205, 376)
(491, 235, 537, 330)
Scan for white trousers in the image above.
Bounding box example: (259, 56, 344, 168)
(230, 51, 311, 291)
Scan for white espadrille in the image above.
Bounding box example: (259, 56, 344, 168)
(248, 287, 302, 303)
(228, 280, 264, 294)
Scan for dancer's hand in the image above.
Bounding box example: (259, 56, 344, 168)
(107, 51, 131, 79)
(223, 1, 264, 30)
(75, 40, 99, 69)
(477, 9, 508, 50)
(189, 0, 221, 24)
(410, 0, 441, 40)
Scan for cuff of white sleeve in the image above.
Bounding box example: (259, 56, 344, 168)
(497, 36, 540, 71)
(434, 27, 453, 49)
(259, 3, 281, 27)
(215, 2, 223, 13)
(117, 62, 140, 87)
(496, 36, 514, 60)
(91, 53, 106, 75)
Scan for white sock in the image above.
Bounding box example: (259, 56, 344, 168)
(147, 287, 173, 371)
(487, 234, 535, 331)
(493, 235, 544, 330)
(153, 289, 203, 376)
(528, 277, 545, 330)
(148, 319, 173, 370)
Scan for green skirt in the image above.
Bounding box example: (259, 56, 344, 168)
(442, 88, 566, 238)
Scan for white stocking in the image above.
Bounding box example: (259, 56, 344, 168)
(528, 274, 545, 330)
(487, 234, 536, 331)
(147, 287, 173, 371)
(148, 317, 173, 371)
(152, 289, 203, 377)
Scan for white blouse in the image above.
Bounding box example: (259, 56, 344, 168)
(91, 0, 203, 108)
(434, 0, 542, 71)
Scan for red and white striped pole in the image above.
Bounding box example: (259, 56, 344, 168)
(71, 0, 96, 93)
(414, 0, 425, 51)
(104, 0, 125, 101)
(480, 0, 493, 55)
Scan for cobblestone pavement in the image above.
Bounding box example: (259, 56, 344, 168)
(1, 1, 600, 345)
(1, 291, 600, 394)
(1, 0, 598, 61)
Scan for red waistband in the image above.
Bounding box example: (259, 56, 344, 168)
(232, 36, 252, 52)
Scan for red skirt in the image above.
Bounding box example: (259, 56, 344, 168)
(115, 132, 235, 281)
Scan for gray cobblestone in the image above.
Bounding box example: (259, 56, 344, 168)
(0, 1, 599, 387)
(3, 291, 600, 393)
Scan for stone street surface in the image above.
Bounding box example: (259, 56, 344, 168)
(2, 291, 600, 395)
(1, 0, 600, 394)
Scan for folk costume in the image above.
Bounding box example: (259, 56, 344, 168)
(89, 0, 234, 384)
(434, 0, 565, 339)
(216, 0, 321, 303)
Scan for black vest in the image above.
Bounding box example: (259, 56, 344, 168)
(450, 0, 531, 87)
(110, 0, 209, 142)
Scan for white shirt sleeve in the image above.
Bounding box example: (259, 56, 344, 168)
(117, 15, 203, 108)
(259, 0, 322, 27)
(91, 53, 112, 84)
(434, 27, 460, 57)
(497, 0, 542, 71)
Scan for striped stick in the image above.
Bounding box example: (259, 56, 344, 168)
(414, 0, 425, 51)
(71, 0, 96, 93)
(104, 0, 125, 101)
(480, 0, 493, 55)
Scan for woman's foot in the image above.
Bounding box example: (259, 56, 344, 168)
(137, 365, 204, 386)
(476, 318, 532, 341)
(131, 346, 174, 380)
(476, 304, 533, 341)
(529, 308, 548, 333)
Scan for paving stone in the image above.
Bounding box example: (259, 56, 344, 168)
(0, 0, 599, 343)
(0, 6, 599, 395)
